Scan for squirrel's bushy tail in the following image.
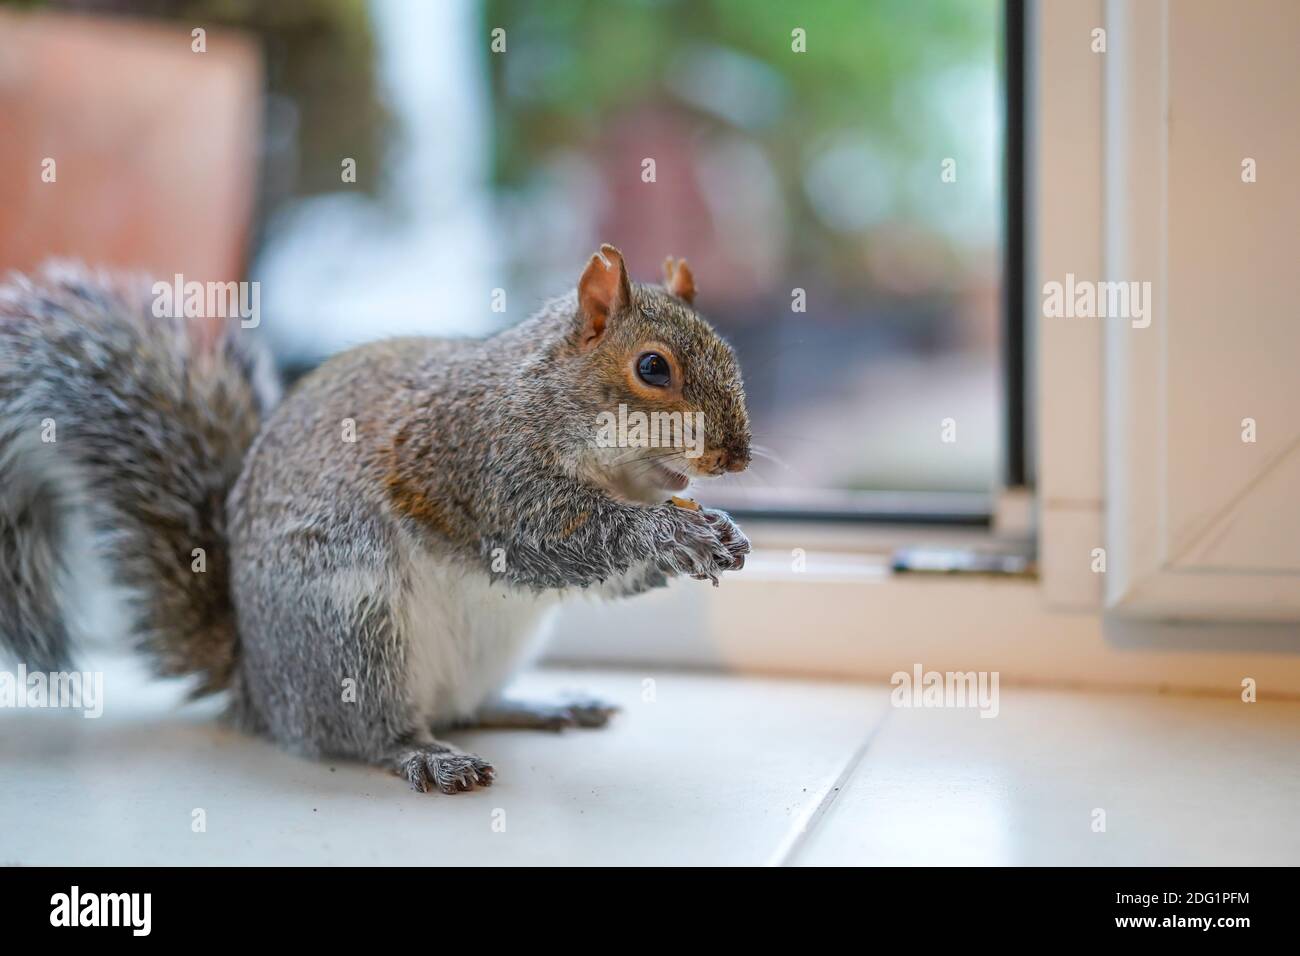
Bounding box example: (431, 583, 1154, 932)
(0, 263, 278, 694)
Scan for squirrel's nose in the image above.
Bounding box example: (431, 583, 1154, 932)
(722, 446, 750, 474)
(722, 444, 754, 476)
(699, 445, 750, 475)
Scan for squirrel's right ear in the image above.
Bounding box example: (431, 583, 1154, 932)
(577, 244, 631, 350)
(662, 256, 696, 304)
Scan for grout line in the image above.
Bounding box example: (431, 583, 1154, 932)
(767, 701, 893, 867)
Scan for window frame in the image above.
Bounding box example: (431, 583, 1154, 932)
(723, 0, 1029, 529)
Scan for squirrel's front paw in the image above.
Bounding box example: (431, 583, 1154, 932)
(660, 507, 750, 585)
(391, 744, 495, 794)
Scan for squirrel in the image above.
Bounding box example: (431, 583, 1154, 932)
(0, 246, 751, 794)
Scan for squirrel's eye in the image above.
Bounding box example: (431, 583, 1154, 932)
(636, 352, 671, 387)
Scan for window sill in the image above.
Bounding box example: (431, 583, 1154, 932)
(545, 545, 1300, 696)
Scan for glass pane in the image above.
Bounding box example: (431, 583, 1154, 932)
(247, 0, 1005, 501)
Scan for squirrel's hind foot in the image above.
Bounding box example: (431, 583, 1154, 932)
(562, 696, 620, 728)
(390, 743, 495, 794)
(465, 696, 620, 732)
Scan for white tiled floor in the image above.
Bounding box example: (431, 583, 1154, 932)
(791, 689, 1300, 866)
(2, 663, 1297, 866)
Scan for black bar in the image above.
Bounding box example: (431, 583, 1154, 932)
(1003, 0, 1028, 489)
(727, 505, 991, 528)
(0, 867, 1279, 938)
(717, 489, 993, 527)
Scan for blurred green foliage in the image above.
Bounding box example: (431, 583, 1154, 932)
(484, 0, 999, 182)
(482, 0, 1002, 286)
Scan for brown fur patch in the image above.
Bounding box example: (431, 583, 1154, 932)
(561, 510, 591, 538)
(381, 433, 473, 545)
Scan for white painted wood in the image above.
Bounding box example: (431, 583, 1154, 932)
(1163, 0, 1300, 575)
(546, 550, 1300, 696)
(1039, 507, 1104, 609)
(1103, 0, 1300, 620)
(1031, 0, 1107, 609)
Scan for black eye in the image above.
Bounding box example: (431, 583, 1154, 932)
(636, 352, 671, 387)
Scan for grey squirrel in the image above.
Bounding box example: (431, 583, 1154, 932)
(0, 246, 751, 793)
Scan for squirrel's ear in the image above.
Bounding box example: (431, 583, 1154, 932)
(577, 244, 631, 350)
(662, 256, 696, 304)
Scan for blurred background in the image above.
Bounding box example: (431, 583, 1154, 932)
(0, 0, 1005, 504)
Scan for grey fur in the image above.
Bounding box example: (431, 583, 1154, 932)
(0, 263, 277, 690)
(0, 254, 750, 792)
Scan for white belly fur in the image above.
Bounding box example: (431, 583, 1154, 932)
(398, 544, 560, 727)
